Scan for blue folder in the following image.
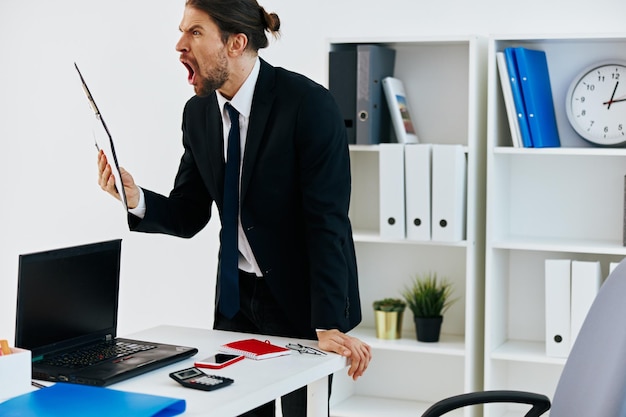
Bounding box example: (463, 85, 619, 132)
(513, 47, 561, 148)
(0, 383, 186, 417)
(504, 47, 533, 148)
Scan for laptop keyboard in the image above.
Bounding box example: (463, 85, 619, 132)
(42, 340, 157, 368)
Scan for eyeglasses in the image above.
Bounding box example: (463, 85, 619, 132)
(286, 343, 327, 356)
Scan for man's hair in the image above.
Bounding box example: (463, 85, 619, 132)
(186, 0, 280, 51)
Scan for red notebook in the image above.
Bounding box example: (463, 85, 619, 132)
(219, 339, 291, 360)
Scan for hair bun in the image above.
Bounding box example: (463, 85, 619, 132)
(260, 7, 280, 33)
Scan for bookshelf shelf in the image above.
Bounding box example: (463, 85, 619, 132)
(491, 237, 626, 255)
(332, 395, 464, 417)
(490, 340, 566, 365)
(352, 230, 470, 247)
(494, 146, 626, 156)
(348, 327, 466, 356)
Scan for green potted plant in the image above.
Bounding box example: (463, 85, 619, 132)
(401, 272, 456, 342)
(373, 298, 406, 339)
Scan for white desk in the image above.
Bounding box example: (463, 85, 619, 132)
(113, 325, 348, 417)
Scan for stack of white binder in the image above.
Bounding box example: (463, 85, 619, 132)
(544, 259, 620, 357)
(378, 143, 467, 242)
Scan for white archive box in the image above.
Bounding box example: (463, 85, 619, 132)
(0, 347, 32, 403)
(379, 143, 406, 239)
(431, 144, 467, 242)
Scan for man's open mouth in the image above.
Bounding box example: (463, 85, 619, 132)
(182, 60, 196, 85)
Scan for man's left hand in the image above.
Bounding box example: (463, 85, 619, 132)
(316, 329, 372, 380)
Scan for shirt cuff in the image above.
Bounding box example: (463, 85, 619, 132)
(128, 187, 146, 219)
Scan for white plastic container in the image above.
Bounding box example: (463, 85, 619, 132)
(0, 348, 32, 403)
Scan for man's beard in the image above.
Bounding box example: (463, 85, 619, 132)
(196, 53, 229, 97)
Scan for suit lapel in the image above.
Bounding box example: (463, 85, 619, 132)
(205, 95, 226, 205)
(241, 59, 275, 201)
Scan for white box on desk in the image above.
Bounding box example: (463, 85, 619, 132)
(0, 348, 32, 403)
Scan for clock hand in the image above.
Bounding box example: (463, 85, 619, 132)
(603, 97, 626, 106)
(605, 81, 619, 109)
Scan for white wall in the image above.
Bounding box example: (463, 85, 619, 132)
(1, 0, 625, 343)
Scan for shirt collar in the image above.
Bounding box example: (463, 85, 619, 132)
(216, 57, 260, 119)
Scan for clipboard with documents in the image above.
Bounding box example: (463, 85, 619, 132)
(74, 62, 128, 211)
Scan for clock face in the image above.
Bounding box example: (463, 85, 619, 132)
(566, 62, 626, 146)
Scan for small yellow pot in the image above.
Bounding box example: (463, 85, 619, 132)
(374, 310, 404, 339)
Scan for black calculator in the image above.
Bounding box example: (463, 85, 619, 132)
(169, 367, 234, 391)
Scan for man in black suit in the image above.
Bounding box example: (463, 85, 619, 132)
(98, 1, 371, 415)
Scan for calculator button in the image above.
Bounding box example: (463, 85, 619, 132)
(195, 376, 220, 385)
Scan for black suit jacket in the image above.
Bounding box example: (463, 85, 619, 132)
(130, 59, 361, 336)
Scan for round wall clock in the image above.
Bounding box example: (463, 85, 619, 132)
(565, 61, 626, 147)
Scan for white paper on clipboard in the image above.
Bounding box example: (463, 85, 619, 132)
(74, 62, 128, 211)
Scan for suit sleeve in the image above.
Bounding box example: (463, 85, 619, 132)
(295, 87, 359, 331)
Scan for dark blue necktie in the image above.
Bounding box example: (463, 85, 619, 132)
(219, 103, 240, 318)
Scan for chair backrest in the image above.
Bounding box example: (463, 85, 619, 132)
(550, 258, 626, 417)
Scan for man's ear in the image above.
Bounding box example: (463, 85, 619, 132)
(228, 33, 248, 56)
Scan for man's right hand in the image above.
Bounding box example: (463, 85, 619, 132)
(97, 150, 140, 209)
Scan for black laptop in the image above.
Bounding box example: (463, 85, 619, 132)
(15, 239, 198, 386)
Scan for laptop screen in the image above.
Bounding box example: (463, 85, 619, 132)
(15, 239, 122, 358)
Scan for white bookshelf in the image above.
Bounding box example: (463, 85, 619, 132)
(484, 34, 626, 417)
(328, 36, 487, 417)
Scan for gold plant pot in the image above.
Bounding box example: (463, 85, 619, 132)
(374, 310, 404, 339)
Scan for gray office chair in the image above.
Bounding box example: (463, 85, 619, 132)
(422, 258, 626, 417)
